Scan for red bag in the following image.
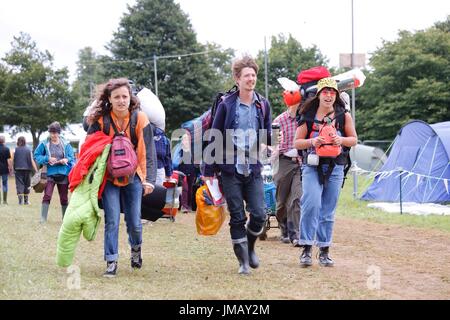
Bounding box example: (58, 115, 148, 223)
(297, 66, 331, 84)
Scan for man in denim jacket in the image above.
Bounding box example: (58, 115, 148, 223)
(203, 55, 273, 275)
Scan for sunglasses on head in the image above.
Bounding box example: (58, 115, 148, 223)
(320, 88, 337, 96)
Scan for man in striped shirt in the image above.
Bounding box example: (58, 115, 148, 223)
(272, 90, 302, 247)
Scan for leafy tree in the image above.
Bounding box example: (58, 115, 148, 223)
(0, 33, 75, 149)
(255, 34, 329, 116)
(203, 42, 235, 91)
(100, 0, 233, 132)
(357, 18, 450, 141)
(71, 47, 107, 119)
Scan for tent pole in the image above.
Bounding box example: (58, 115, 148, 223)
(399, 168, 403, 215)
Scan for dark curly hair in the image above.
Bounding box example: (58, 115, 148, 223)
(87, 78, 140, 124)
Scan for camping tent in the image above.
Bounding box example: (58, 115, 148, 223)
(352, 144, 387, 172)
(361, 120, 450, 203)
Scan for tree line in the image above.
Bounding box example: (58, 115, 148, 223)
(0, 0, 448, 149)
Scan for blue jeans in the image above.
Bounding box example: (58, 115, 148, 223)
(103, 175, 143, 262)
(299, 164, 344, 248)
(220, 171, 266, 240)
(1, 174, 8, 192)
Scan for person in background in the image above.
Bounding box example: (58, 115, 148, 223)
(34, 122, 75, 223)
(141, 125, 171, 225)
(272, 89, 302, 247)
(294, 78, 357, 267)
(178, 132, 199, 213)
(0, 135, 12, 205)
(13, 136, 37, 205)
(154, 126, 173, 185)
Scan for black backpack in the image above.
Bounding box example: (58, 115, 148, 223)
(208, 85, 268, 130)
(299, 104, 352, 188)
(209, 85, 238, 129)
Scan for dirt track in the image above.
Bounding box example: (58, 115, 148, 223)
(258, 216, 450, 299)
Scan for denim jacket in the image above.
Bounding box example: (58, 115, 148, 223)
(203, 90, 272, 177)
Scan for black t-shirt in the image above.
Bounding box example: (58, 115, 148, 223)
(0, 144, 11, 174)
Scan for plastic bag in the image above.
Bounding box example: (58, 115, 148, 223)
(195, 185, 226, 236)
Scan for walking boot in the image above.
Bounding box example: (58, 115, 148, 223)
(130, 245, 142, 269)
(318, 247, 334, 267)
(18, 194, 23, 205)
(232, 240, 250, 275)
(2, 191, 7, 205)
(299, 245, 313, 267)
(24, 195, 30, 205)
(103, 261, 118, 278)
(40, 203, 50, 224)
(247, 232, 260, 269)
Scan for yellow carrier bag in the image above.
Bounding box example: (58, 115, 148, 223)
(195, 185, 226, 236)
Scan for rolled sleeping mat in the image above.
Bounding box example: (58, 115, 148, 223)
(141, 184, 167, 221)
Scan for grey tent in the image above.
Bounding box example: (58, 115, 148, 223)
(352, 144, 387, 172)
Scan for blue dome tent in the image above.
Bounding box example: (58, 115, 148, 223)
(361, 121, 450, 203)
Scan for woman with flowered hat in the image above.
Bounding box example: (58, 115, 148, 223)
(294, 77, 357, 267)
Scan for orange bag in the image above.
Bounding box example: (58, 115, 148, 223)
(195, 185, 226, 236)
(316, 123, 341, 158)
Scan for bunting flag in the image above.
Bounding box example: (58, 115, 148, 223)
(405, 172, 414, 179)
(416, 175, 422, 187)
(352, 164, 448, 184)
(377, 172, 386, 183)
(395, 171, 405, 178)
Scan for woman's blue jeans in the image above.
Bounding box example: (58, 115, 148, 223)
(299, 164, 344, 248)
(103, 175, 143, 262)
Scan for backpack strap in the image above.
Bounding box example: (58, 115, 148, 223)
(317, 159, 336, 188)
(327, 109, 347, 132)
(103, 114, 111, 136)
(331, 107, 352, 188)
(255, 92, 267, 120)
(103, 111, 138, 147)
(300, 105, 320, 140)
(129, 111, 138, 148)
(211, 85, 238, 123)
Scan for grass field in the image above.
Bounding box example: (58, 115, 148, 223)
(337, 175, 450, 233)
(1, 176, 449, 300)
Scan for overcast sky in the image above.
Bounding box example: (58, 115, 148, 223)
(1, 0, 448, 82)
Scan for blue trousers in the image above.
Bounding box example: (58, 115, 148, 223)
(1, 174, 8, 193)
(221, 171, 266, 240)
(102, 175, 143, 262)
(299, 164, 344, 248)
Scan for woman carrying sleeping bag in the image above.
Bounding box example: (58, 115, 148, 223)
(293, 77, 357, 268)
(85, 78, 157, 278)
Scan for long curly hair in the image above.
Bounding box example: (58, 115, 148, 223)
(87, 78, 140, 124)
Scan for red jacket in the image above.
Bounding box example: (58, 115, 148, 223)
(69, 131, 112, 194)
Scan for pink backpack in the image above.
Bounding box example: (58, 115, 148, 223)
(106, 116, 138, 178)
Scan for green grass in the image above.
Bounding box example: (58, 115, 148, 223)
(336, 175, 450, 233)
(1, 176, 449, 300)
(1, 197, 380, 300)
